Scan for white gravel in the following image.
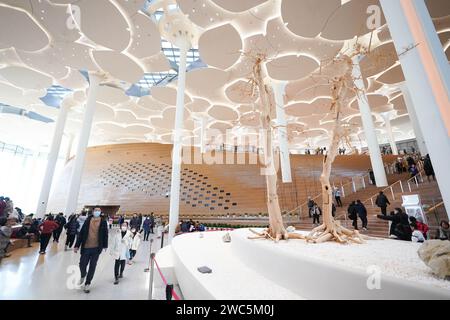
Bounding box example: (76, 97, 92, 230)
(236, 228, 450, 291)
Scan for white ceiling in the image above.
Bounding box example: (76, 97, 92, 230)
(0, 0, 448, 151)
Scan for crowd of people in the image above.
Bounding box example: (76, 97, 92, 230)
(0, 206, 169, 293)
(177, 220, 206, 233)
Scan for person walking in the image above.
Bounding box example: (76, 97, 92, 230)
(149, 213, 155, 234)
(375, 191, 390, 216)
(334, 187, 342, 207)
(128, 227, 141, 265)
(423, 154, 435, 182)
(110, 222, 132, 284)
(52, 213, 66, 243)
(74, 208, 108, 293)
(355, 200, 368, 231)
(142, 216, 152, 241)
(38, 215, 59, 254)
(129, 213, 140, 231)
(64, 214, 79, 251)
(347, 201, 358, 230)
(368, 169, 376, 185)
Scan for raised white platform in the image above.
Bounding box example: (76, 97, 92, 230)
(160, 229, 450, 300)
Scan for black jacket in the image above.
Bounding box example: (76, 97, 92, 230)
(355, 203, 367, 217)
(377, 212, 409, 237)
(347, 204, 357, 220)
(375, 194, 390, 207)
(75, 216, 108, 253)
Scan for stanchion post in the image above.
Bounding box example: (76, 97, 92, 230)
(144, 238, 154, 272)
(161, 230, 165, 249)
(148, 253, 155, 300)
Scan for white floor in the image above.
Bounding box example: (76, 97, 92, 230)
(0, 229, 181, 300)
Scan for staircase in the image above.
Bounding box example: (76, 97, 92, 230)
(292, 158, 446, 239)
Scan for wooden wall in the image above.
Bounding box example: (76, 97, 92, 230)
(47, 143, 396, 217)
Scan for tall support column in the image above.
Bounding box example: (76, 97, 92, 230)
(352, 55, 388, 187)
(36, 99, 72, 217)
(64, 74, 101, 215)
(381, 112, 399, 155)
(65, 133, 75, 164)
(272, 81, 292, 183)
(168, 43, 188, 244)
(380, 0, 450, 216)
(400, 84, 428, 155)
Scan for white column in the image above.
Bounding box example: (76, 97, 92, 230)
(352, 55, 388, 187)
(381, 0, 450, 217)
(272, 81, 292, 183)
(65, 133, 75, 163)
(400, 84, 428, 155)
(168, 43, 188, 244)
(381, 112, 399, 155)
(64, 74, 101, 215)
(35, 100, 71, 217)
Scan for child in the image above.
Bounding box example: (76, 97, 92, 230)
(110, 222, 132, 284)
(128, 228, 141, 265)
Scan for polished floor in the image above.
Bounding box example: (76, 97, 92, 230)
(0, 229, 175, 300)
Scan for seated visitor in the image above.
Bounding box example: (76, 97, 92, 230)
(411, 223, 425, 243)
(409, 216, 428, 239)
(197, 222, 205, 232)
(438, 220, 450, 240)
(16, 218, 37, 247)
(0, 217, 12, 262)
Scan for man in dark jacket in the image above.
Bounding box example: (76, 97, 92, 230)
(375, 191, 390, 216)
(53, 213, 66, 243)
(423, 154, 435, 182)
(377, 208, 411, 240)
(347, 201, 358, 230)
(149, 212, 155, 234)
(74, 208, 108, 293)
(355, 200, 368, 230)
(130, 213, 140, 230)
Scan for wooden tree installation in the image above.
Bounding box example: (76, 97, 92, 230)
(247, 53, 304, 242)
(306, 53, 366, 244)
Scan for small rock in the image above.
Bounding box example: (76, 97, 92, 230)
(222, 232, 231, 243)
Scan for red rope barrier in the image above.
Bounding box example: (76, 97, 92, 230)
(153, 257, 181, 300)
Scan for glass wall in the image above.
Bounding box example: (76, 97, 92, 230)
(0, 142, 64, 214)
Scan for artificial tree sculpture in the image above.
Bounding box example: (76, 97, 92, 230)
(247, 53, 304, 242)
(305, 52, 367, 244)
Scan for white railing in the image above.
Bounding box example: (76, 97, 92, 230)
(365, 179, 405, 206)
(406, 171, 425, 193)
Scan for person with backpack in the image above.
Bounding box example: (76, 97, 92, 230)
(64, 214, 80, 251)
(53, 213, 66, 243)
(375, 191, 390, 216)
(39, 215, 59, 254)
(347, 201, 358, 230)
(355, 200, 368, 231)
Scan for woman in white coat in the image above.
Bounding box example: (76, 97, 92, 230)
(110, 222, 132, 284)
(128, 228, 141, 265)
